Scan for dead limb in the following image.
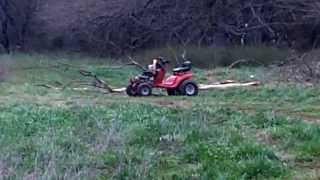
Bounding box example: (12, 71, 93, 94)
(112, 87, 127, 93)
(32, 60, 132, 93)
(126, 56, 147, 71)
(228, 59, 263, 69)
(35, 83, 112, 94)
(79, 70, 117, 93)
(199, 81, 260, 90)
(37, 79, 261, 93)
(35, 84, 61, 90)
(102, 55, 147, 71)
(97, 81, 261, 93)
(35, 69, 122, 93)
(76, 56, 146, 93)
(228, 59, 251, 69)
(61, 80, 90, 90)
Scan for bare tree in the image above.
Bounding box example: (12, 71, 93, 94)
(0, 0, 39, 53)
(3, 0, 319, 54)
(0, 0, 11, 53)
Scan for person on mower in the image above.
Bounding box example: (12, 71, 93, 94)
(148, 57, 167, 76)
(147, 57, 169, 83)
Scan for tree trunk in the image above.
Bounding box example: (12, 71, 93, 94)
(1, 22, 10, 53)
(0, 0, 10, 53)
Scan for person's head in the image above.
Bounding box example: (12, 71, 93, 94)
(154, 56, 169, 65)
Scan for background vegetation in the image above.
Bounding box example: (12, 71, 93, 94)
(0, 0, 320, 56)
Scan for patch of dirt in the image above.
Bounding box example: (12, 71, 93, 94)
(218, 101, 320, 125)
(0, 61, 10, 83)
(153, 100, 193, 109)
(256, 130, 296, 164)
(293, 160, 320, 179)
(23, 170, 41, 180)
(255, 130, 320, 179)
(0, 161, 13, 179)
(0, 92, 70, 108)
(294, 114, 320, 124)
(256, 130, 278, 146)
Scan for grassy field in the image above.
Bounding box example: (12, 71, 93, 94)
(0, 54, 319, 179)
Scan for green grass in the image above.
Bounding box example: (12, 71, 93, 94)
(0, 53, 319, 179)
(0, 104, 289, 179)
(270, 122, 320, 159)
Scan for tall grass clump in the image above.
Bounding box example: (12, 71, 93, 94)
(270, 122, 320, 159)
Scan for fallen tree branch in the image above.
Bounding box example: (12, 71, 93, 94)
(29, 61, 129, 93)
(35, 83, 114, 94)
(76, 57, 146, 93)
(199, 81, 261, 90)
(79, 69, 117, 93)
(228, 59, 251, 69)
(87, 81, 261, 93)
(228, 59, 264, 69)
(61, 80, 90, 90)
(126, 56, 147, 71)
(37, 80, 261, 93)
(35, 84, 63, 90)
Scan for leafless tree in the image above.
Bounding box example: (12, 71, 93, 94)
(0, 0, 11, 53)
(0, 0, 39, 53)
(2, 0, 320, 54)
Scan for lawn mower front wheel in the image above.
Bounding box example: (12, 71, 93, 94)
(137, 83, 152, 96)
(126, 85, 137, 96)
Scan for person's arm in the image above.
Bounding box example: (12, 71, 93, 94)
(152, 59, 157, 68)
(149, 59, 157, 73)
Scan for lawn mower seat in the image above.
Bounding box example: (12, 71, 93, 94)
(173, 61, 192, 73)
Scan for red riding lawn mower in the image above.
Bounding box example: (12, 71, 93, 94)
(126, 59, 199, 96)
